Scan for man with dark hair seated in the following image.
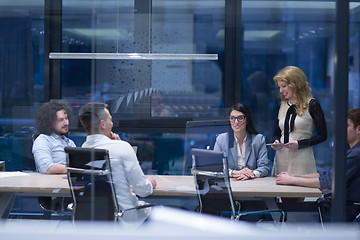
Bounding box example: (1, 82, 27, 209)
(79, 102, 156, 227)
(32, 99, 76, 174)
(32, 99, 76, 212)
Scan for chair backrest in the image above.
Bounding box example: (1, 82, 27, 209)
(65, 146, 119, 221)
(183, 119, 229, 174)
(190, 148, 235, 218)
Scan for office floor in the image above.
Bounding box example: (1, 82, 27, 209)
(9, 196, 71, 220)
(4, 207, 359, 239)
(10, 196, 321, 224)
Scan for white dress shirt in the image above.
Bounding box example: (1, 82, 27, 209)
(235, 135, 246, 169)
(82, 134, 153, 228)
(233, 134, 260, 178)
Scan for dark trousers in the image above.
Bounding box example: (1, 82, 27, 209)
(317, 198, 360, 222)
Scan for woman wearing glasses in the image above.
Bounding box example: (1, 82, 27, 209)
(271, 66, 327, 176)
(214, 103, 270, 180)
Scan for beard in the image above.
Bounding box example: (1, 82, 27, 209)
(54, 127, 69, 136)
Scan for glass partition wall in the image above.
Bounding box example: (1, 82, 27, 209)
(1, 0, 360, 175)
(59, 0, 226, 174)
(0, 1, 44, 171)
(60, 0, 225, 124)
(241, 1, 337, 169)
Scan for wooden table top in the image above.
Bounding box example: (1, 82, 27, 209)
(152, 175, 322, 198)
(0, 172, 70, 195)
(0, 172, 321, 198)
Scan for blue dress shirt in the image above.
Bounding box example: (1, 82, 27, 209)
(319, 142, 360, 203)
(32, 133, 76, 173)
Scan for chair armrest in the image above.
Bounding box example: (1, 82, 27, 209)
(236, 208, 283, 216)
(71, 185, 86, 191)
(66, 167, 110, 175)
(235, 208, 284, 221)
(191, 169, 226, 178)
(115, 203, 158, 218)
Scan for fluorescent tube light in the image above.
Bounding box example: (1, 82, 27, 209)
(49, 52, 218, 60)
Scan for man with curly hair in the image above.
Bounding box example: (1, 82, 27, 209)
(32, 99, 76, 174)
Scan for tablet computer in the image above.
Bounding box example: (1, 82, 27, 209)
(266, 143, 286, 146)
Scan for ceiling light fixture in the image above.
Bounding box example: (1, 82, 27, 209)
(49, 52, 218, 60)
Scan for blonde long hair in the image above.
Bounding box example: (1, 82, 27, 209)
(273, 66, 312, 116)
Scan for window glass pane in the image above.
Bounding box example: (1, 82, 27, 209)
(241, 1, 337, 169)
(62, 1, 135, 102)
(1, 0, 360, 223)
(61, 0, 225, 176)
(349, 3, 360, 109)
(151, 1, 224, 118)
(61, 0, 225, 122)
(0, 1, 44, 171)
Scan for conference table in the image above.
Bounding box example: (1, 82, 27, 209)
(0, 172, 322, 219)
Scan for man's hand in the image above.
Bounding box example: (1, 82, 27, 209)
(276, 171, 320, 188)
(276, 172, 294, 185)
(147, 176, 157, 189)
(110, 132, 121, 140)
(232, 168, 255, 181)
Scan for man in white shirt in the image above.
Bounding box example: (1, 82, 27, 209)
(78, 102, 157, 226)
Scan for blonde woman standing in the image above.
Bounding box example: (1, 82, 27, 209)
(271, 66, 327, 176)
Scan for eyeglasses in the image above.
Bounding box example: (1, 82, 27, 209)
(229, 115, 246, 122)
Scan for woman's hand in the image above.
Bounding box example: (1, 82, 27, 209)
(271, 140, 285, 151)
(232, 168, 255, 181)
(285, 140, 298, 150)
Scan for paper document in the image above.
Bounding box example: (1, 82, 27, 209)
(0, 172, 29, 178)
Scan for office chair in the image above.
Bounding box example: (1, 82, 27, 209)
(316, 197, 360, 226)
(354, 208, 360, 223)
(191, 148, 283, 222)
(65, 146, 156, 222)
(191, 148, 239, 219)
(31, 132, 71, 219)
